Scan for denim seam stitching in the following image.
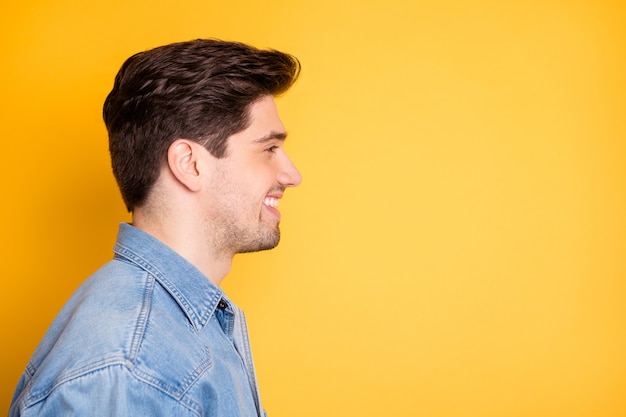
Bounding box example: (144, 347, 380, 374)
(114, 243, 214, 332)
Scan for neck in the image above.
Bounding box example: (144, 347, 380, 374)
(132, 208, 233, 286)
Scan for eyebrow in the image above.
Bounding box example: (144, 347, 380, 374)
(253, 131, 287, 143)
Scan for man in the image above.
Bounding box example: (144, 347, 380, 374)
(9, 39, 302, 417)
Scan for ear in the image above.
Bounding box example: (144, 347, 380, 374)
(167, 139, 203, 192)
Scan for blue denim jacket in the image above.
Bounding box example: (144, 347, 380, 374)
(10, 223, 266, 417)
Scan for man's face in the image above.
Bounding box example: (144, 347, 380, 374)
(202, 95, 302, 255)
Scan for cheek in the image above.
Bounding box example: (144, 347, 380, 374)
(242, 168, 277, 194)
(215, 159, 277, 201)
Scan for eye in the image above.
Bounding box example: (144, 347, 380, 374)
(265, 145, 279, 154)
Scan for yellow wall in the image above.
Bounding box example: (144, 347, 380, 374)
(1, 1, 625, 415)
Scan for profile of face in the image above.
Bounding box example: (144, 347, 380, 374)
(201, 95, 302, 255)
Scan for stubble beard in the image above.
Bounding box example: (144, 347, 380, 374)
(235, 222, 281, 254)
(209, 214, 281, 257)
(205, 169, 283, 256)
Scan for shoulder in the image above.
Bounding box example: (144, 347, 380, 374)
(12, 258, 214, 415)
(13, 260, 152, 406)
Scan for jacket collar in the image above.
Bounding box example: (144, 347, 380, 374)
(112, 223, 227, 332)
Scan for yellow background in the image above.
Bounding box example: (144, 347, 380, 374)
(1, 1, 625, 416)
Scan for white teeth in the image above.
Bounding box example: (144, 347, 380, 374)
(264, 197, 279, 208)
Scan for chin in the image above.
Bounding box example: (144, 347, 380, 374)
(236, 228, 280, 254)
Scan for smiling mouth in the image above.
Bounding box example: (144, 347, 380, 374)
(263, 196, 279, 208)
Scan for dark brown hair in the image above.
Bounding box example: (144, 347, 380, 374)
(103, 39, 300, 212)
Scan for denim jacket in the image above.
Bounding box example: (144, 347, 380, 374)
(10, 223, 266, 417)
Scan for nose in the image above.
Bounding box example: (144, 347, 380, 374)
(277, 153, 302, 187)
